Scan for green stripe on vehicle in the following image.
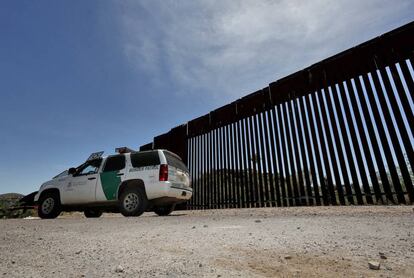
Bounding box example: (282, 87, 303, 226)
(100, 171, 121, 200)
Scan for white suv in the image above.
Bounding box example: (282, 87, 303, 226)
(34, 149, 192, 219)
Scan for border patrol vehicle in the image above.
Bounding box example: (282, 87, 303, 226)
(34, 148, 192, 219)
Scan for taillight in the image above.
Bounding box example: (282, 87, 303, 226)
(159, 164, 168, 181)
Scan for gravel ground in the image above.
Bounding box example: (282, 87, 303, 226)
(0, 206, 413, 277)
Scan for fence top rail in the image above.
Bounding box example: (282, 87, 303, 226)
(141, 21, 414, 143)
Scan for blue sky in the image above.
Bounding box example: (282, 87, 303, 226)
(1, 0, 414, 194)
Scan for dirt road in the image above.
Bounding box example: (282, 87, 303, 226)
(1, 206, 413, 277)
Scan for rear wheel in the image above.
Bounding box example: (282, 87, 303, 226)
(84, 209, 102, 218)
(119, 187, 148, 217)
(153, 204, 176, 216)
(38, 192, 61, 219)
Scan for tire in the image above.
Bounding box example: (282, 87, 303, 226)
(84, 209, 103, 218)
(119, 186, 148, 217)
(153, 204, 176, 216)
(38, 192, 61, 219)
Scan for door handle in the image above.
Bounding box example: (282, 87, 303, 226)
(88, 177, 96, 180)
(116, 173, 124, 176)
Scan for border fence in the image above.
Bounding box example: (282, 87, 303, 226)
(140, 22, 414, 209)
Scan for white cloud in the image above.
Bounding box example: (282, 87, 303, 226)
(117, 0, 414, 103)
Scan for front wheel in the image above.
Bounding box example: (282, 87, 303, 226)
(84, 209, 102, 218)
(153, 204, 176, 216)
(119, 187, 148, 217)
(38, 192, 61, 219)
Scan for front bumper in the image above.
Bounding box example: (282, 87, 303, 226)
(33, 192, 40, 203)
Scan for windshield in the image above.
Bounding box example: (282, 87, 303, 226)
(53, 170, 68, 179)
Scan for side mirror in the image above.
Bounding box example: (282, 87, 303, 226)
(68, 167, 76, 175)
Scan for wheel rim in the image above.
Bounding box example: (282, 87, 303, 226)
(41, 197, 55, 215)
(123, 193, 139, 212)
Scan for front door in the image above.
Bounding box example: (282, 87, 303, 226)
(62, 159, 102, 205)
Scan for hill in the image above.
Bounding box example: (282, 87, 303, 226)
(0, 193, 34, 219)
(0, 193, 24, 200)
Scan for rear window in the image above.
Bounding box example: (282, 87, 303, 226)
(164, 152, 188, 172)
(131, 151, 160, 168)
(103, 155, 125, 172)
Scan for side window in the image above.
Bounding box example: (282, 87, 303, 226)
(103, 155, 125, 172)
(75, 159, 102, 176)
(131, 151, 160, 168)
(78, 165, 99, 176)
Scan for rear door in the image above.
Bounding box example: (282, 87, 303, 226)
(96, 155, 126, 201)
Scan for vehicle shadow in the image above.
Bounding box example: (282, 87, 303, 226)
(149, 213, 187, 217)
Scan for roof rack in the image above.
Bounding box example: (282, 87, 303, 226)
(87, 151, 104, 161)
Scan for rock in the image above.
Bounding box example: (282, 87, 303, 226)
(75, 250, 82, 255)
(192, 226, 196, 229)
(203, 225, 208, 228)
(284, 255, 292, 260)
(255, 219, 262, 223)
(115, 265, 124, 273)
(297, 227, 300, 230)
(379, 252, 387, 260)
(368, 261, 380, 270)
(199, 263, 203, 267)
